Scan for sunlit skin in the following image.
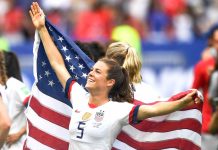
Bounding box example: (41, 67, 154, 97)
(85, 61, 115, 106)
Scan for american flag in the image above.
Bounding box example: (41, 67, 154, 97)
(24, 19, 202, 150)
(24, 19, 94, 150)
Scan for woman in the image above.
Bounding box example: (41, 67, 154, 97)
(0, 50, 30, 150)
(29, 2, 201, 150)
(0, 93, 11, 148)
(106, 41, 159, 102)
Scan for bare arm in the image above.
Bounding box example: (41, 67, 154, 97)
(29, 2, 70, 89)
(0, 96, 11, 148)
(6, 125, 26, 147)
(137, 90, 200, 120)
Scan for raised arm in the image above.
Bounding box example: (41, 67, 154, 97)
(137, 90, 201, 121)
(29, 2, 70, 89)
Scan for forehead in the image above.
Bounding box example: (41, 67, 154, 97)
(93, 61, 109, 72)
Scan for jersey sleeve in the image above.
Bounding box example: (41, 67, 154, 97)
(119, 102, 141, 125)
(6, 78, 30, 107)
(65, 77, 88, 107)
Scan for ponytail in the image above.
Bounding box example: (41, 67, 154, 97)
(99, 58, 133, 103)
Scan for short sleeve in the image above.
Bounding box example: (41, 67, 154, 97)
(6, 78, 30, 107)
(118, 102, 140, 125)
(65, 77, 88, 107)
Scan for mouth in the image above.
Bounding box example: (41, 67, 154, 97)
(87, 78, 95, 83)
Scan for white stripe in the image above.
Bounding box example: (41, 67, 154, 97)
(113, 140, 136, 150)
(25, 136, 54, 150)
(33, 31, 40, 81)
(162, 148, 178, 150)
(147, 109, 202, 123)
(122, 126, 201, 147)
(32, 86, 72, 117)
(26, 106, 70, 142)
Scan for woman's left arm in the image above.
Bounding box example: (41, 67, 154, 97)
(137, 90, 200, 121)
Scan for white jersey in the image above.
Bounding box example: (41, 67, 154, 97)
(0, 77, 30, 150)
(133, 81, 160, 103)
(65, 78, 139, 150)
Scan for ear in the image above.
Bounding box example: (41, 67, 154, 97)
(106, 79, 115, 88)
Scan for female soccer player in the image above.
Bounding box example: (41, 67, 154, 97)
(29, 2, 201, 150)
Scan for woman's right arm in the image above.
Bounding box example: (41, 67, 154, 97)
(29, 2, 70, 89)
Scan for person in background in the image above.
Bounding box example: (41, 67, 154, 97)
(0, 50, 30, 150)
(0, 93, 11, 148)
(192, 26, 218, 150)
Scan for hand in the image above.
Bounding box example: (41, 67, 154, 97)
(29, 2, 45, 30)
(6, 132, 21, 147)
(183, 90, 201, 106)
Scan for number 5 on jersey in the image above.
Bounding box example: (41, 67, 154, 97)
(77, 121, 86, 139)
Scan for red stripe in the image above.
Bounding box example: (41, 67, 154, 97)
(27, 120, 69, 150)
(131, 118, 201, 133)
(23, 95, 30, 106)
(68, 80, 76, 100)
(116, 131, 200, 150)
(29, 96, 71, 129)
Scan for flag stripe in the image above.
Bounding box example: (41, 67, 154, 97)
(119, 126, 201, 147)
(32, 86, 72, 117)
(29, 96, 70, 129)
(131, 118, 201, 133)
(26, 106, 70, 142)
(116, 131, 200, 150)
(27, 120, 68, 150)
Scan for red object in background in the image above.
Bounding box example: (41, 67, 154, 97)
(161, 0, 186, 17)
(192, 57, 215, 133)
(4, 7, 24, 33)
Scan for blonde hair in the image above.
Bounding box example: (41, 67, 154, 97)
(106, 42, 142, 83)
(0, 51, 7, 85)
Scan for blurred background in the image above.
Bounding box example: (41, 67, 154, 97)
(0, 0, 217, 97)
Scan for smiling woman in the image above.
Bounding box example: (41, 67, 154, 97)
(29, 2, 202, 150)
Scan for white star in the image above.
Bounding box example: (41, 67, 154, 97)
(75, 55, 79, 60)
(65, 55, 72, 62)
(39, 75, 42, 80)
(78, 64, 85, 70)
(70, 65, 75, 71)
(48, 80, 55, 87)
(49, 26, 53, 31)
(75, 75, 79, 80)
(42, 61, 46, 67)
(45, 70, 51, 77)
(58, 36, 64, 42)
(61, 46, 68, 52)
(81, 72, 87, 78)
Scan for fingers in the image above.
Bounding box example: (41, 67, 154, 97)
(30, 2, 41, 16)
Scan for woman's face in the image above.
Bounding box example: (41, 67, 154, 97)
(85, 61, 113, 91)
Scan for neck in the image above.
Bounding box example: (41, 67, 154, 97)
(89, 94, 109, 107)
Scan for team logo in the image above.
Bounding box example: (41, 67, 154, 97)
(94, 110, 104, 122)
(82, 112, 92, 121)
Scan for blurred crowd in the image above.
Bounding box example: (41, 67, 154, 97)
(0, 0, 218, 48)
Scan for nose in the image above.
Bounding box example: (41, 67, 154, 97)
(88, 70, 94, 77)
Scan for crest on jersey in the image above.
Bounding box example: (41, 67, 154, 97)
(94, 110, 104, 122)
(82, 112, 92, 121)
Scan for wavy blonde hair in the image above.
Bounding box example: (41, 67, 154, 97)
(106, 42, 142, 83)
